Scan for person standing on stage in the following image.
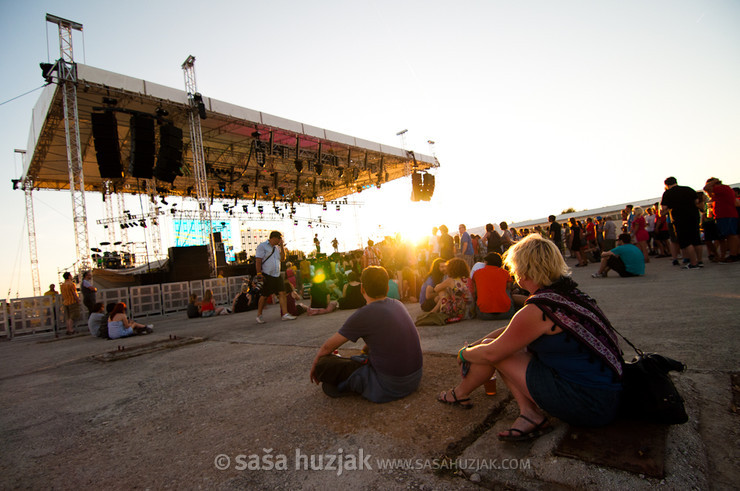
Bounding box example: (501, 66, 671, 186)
(255, 231, 297, 324)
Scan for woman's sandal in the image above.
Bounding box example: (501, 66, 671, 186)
(437, 388, 473, 409)
(498, 415, 553, 442)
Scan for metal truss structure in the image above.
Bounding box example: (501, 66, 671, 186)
(23, 181, 41, 296)
(182, 55, 216, 277)
(47, 14, 91, 274)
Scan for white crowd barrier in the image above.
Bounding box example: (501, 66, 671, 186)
(0, 276, 253, 339)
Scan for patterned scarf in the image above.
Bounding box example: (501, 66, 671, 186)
(525, 277, 624, 378)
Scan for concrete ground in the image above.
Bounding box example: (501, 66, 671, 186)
(0, 256, 738, 489)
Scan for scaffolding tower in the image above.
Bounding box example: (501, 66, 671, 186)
(181, 55, 216, 277)
(47, 13, 91, 274)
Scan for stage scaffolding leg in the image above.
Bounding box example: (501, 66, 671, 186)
(24, 182, 42, 296)
(103, 181, 117, 245)
(182, 55, 216, 277)
(145, 179, 162, 260)
(48, 15, 91, 275)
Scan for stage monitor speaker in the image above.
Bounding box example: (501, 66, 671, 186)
(155, 124, 183, 183)
(91, 112, 123, 179)
(129, 114, 155, 178)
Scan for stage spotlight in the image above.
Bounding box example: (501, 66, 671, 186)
(120, 224, 125, 229)
(323, 203, 327, 211)
(242, 205, 248, 213)
(39, 62, 55, 83)
(102, 97, 118, 106)
(257, 205, 264, 214)
(241, 183, 249, 194)
(218, 182, 226, 192)
(314, 163, 323, 175)
(222, 203, 230, 211)
(155, 107, 169, 118)
(294, 160, 303, 173)
(193, 92, 207, 119)
(262, 186, 269, 195)
(140, 220, 147, 228)
(278, 187, 285, 197)
(336, 205, 340, 211)
(337, 167, 344, 178)
(294, 220, 298, 226)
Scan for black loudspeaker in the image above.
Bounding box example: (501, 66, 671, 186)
(411, 172, 423, 202)
(129, 115, 155, 178)
(91, 112, 123, 179)
(422, 173, 435, 201)
(168, 246, 210, 281)
(155, 124, 183, 183)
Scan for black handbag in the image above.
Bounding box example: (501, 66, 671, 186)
(616, 334, 689, 425)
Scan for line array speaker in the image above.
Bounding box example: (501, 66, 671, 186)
(90, 112, 123, 179)
(129, 115, 155, 178)
(155, 124, 183, 183)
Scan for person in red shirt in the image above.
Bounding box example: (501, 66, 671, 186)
(704, 177, 739, 262)
(472, 252, 516, 320)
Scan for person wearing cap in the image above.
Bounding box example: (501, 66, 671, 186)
(254, 231, 297, 323)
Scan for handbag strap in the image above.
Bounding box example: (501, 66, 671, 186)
(607, 323, 643, 357)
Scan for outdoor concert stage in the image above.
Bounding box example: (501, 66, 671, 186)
(21, 63, 437, 203)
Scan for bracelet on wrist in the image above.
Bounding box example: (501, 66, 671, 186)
(458, 347, 468, 363)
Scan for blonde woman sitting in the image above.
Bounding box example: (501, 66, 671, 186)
(438, 234, 623, 441)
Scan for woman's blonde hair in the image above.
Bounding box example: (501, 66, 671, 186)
(503, 234, 570, 287)
(633, 206, 644, 217)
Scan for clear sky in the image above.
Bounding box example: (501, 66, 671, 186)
(1, 0, 739, 297)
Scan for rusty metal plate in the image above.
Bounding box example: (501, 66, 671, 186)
(554, 419, 668, 478)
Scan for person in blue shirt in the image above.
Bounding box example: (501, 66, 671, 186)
(592, 234, 645, 278)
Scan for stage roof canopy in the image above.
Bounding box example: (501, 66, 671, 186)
(22, 63, 437, 203)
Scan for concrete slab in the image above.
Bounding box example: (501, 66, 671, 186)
(0, 256, 738, 488)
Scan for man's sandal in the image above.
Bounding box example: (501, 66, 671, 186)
(437, 388, 473, 409)
(498, 415, 553, 442)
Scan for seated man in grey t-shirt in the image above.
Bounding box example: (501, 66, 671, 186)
(309, 266, 423, 403)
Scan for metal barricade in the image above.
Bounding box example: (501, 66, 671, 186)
(0, 299, 9, 338)
(8, 295, 58, 338)
(128, 284, 162, 318)
(189, 280, 204, 300)
(161, 281, 190, 313)
(98, 288, 130, 310)
(203, 278, 229, 306)
(227, 275, 251, 300)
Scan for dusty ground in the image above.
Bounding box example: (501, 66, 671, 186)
(0, 256, 738, 489)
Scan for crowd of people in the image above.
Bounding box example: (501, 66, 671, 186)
(49, 175, 737, 440)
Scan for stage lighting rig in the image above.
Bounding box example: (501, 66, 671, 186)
(193, 92, 207, 119)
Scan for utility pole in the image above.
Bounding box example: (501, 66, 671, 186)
(181, 55, 216, 276)
(46, 14, 91, 274)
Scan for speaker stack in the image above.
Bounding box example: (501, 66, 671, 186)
(155, 124, 184, 183)
(168, 246, 210, 281)
(91, 112, 124, 179)
(129, 115, 155, 178)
